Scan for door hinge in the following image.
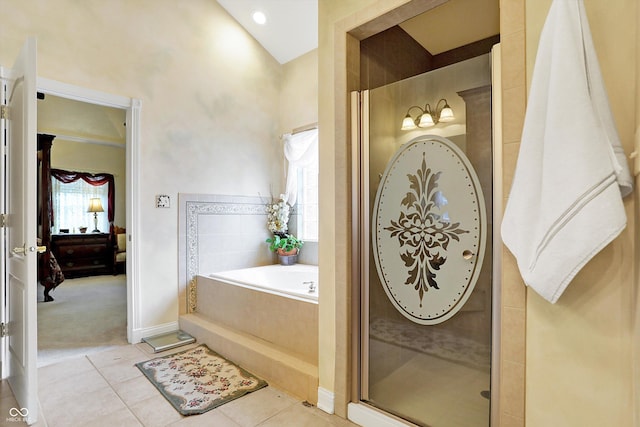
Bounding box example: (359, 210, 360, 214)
(0, 322, 7, 338)
(0, 214, 6, 228)
(0, 105, 7, 120)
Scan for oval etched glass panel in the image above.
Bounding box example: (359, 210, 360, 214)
(372, 135, 486, 325)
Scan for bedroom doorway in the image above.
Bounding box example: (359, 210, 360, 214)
(35, 79, 140, 365)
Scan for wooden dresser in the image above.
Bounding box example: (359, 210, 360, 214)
(51, 233, 112, 278)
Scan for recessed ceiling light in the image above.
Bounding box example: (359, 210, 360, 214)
(252, 11, 266, 25)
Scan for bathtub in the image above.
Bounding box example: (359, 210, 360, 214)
(209, 264, 319, 303)
(187, 263, 319, 401)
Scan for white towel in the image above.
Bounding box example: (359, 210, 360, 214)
(501, 0, 633, 303)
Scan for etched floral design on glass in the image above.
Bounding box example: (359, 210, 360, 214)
(384, 154, 469, 307)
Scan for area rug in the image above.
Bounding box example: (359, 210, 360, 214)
(136, 345, 267, 415)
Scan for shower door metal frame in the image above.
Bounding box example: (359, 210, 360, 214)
(350, 44, 503, 426)
(351, 90, 370, 401)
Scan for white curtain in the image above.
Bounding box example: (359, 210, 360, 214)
(51, 178, 109, 233)
(283, 128, 318, 206)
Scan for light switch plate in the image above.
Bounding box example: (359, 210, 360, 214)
(156, 194, 170, 208)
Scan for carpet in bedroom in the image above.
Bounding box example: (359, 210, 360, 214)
(37, 275, 128, 367)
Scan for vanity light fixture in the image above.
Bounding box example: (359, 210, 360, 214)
(87, 198, 104, 233)
(401, 98, 455, 130)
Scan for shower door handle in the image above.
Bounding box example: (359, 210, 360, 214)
(462, 250, 475, 260)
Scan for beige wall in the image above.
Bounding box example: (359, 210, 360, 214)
(523, 0, 638, 426)
(280, 49, 318, 135)
(319, 0, 409, 415)
(499, 0, 527, 424)
(1, 0, 284, 332)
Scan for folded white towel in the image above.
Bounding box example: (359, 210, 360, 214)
(501, 0, 632, 303)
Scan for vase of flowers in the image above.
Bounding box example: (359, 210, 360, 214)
(265, 195, 303, 265)
(266, 195, 290, 237)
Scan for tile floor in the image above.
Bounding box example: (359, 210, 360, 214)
(1, 343, 359, 427)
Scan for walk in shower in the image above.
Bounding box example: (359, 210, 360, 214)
(353, 53, 495, 426)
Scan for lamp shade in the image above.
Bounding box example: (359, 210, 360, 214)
(418, 113, 435, 127)
(401, 114, 417, 130)
(438, 105, 455, 122)
(87, 198, 104, 213)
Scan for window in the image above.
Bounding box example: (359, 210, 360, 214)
(297, 156, 318, 241)
(51, 169, 114, 234)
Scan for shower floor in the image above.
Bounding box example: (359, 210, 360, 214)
(368, 339, 490, 427)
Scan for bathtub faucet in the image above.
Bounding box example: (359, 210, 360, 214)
(303, 281, 316, 293)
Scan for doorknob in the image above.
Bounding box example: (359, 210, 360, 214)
(462, 249, 475, 260)
(12, 245, 46, 255)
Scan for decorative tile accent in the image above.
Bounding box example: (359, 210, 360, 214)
(188, 278, 197, 314)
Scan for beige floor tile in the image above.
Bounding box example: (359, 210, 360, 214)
(111, 375, 161, 406)
(88, 344, 148, 369)
(167, 409, 243, 427)
(37, 355, 95, 388)
(257, 403, 337, 427)
(0, 379, 15, 398)
(38, 367, 110, 406)
(218, 387, 297, 426)
(97, 357, 146, 386)
(128, 394, 184, 427)
(41, 386, 128, 427)
(83, 408, 143, 427)
(0, 384, 28, 427)
(301, 404, 360, 427)
(6, 343, 360, 427)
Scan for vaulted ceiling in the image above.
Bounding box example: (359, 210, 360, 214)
(39, 0, 499, 141)
(216, 0, 499, 63)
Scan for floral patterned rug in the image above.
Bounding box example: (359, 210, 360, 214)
(136, 345, 267, 415)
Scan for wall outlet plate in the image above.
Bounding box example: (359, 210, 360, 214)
(156, 194, 170, 208)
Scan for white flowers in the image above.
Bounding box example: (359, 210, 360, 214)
(266, 195, 290, 234)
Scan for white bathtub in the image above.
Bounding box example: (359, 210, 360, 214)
(209, 264, 319, 303)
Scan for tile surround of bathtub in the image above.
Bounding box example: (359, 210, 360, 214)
(179, 193, 273, 315)
(178, 193, 320, 316)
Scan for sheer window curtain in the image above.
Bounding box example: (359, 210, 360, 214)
(283, 128, 319, 206)
(51, 170, 114, 234)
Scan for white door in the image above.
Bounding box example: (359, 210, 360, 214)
(1, 37, 39, 425)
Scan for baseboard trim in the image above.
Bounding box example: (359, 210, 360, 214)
(317, 387, 335, 414)
(347, 402, 414, 427)
(130, 321, 179, 343)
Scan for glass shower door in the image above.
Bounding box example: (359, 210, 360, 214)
(358, 56, 493, 427)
